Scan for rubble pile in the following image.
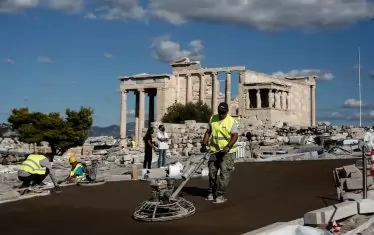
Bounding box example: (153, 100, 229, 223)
(146, 121, 367, 155)
(148, 120, 208, 156)
(0, 138, 30, 152)
(244, 123, 366, 145)
(84, 136, 118, 146)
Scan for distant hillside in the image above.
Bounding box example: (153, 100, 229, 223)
(1, 122, 147, 138)
(89, 121, 149, 137)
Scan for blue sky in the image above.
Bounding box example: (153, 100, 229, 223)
(1, 0, 374, 127)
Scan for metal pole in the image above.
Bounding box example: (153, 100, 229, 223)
(358, 46, 362, 127)
(363, 146, 367, 199)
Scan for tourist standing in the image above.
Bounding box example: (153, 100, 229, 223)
(143, 127, 156, 169)
(157, 125, 169, 168)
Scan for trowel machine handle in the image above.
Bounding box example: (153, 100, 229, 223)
(202, 150, 223, 160)
(169, 150, 222, 201)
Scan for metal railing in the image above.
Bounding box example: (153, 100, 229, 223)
(235, 141, 248, 159)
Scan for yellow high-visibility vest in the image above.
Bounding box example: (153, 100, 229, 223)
(70, 163, 85, 180)
(19, 154, 47, 175)
(209, 114, 238, 153)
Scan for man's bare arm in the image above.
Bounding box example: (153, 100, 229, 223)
(202, 128, 211, 145)
(227, 133, 238, 148)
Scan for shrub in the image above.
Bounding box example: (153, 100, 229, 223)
(161, 101, 212, 123)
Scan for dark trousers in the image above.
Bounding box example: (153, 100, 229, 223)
(143, 151, 152, 169)
(18, 169, 49, 187)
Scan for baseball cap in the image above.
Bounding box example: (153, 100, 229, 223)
(217, 102, 229, 114)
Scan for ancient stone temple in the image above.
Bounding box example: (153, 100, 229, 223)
(119, 57, 316, 148)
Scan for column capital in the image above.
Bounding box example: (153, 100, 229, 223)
(226, 71, 232, 75)
(121, 89, 128, 93)
(211, 71, 218, 76)
(138, 88, 145, 92)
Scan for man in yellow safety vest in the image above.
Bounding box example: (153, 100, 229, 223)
(62, 156, 85, 183)
(200, 102, 239, 203)
(18, 153, 60, 191)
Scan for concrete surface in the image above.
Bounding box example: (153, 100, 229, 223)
(0, 159, 356, 235)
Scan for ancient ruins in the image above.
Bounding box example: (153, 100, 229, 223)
(119, 57, 316, 148)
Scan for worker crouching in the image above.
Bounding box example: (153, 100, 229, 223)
(200, 102, 239, 204)
(64, 156, 85, 183)
(18, 153, 61, 191)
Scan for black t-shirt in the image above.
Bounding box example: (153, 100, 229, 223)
(143, 134, 153, 151)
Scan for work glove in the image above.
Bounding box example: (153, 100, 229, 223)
(200, 144, 208, 153)
(222, 146, 230, 154)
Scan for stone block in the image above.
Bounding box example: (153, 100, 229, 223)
(357, 199, 374, 214)
(147, 168, 167, 179)
(304, 201, 358, 225)
(345, 177, 373, 191)
(0, 190, 20, 201)
(343, 165, 362, 178)
(122, 155, 132, 161)
(107, 174, 132, 182)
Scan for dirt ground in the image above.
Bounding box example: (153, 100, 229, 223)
(0, 159, 357, 235)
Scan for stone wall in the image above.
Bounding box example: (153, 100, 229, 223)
(145, 120, 367, 154)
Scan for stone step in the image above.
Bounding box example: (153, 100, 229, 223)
(304, 201, 358, 225)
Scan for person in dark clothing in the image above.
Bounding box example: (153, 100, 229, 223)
(143, 127, 157, 169)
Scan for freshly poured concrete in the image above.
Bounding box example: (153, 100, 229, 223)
(0, 159, 356, 235)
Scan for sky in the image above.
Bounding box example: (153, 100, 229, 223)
(1, 0, 374, 127)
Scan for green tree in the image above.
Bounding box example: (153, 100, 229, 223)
(7, 107, 94, 156)
(161, 101, 212, 123)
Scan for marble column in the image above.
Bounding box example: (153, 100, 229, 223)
(281, 91, 287, 110)
(212, 72, 218, 112)
(275, 91, 281, 109)
(268, 89, 274, 108)
(286, 92, 289, 110)
(199, 73, 205, 102)
(238, 71, 245, 116)
(225, 72, 231, 104)
(186, 74, 192, 103)
(311, 85, 316, 126)
(138, 88, 145, 146)
(120, 90, 127, 148)
(256, 89, 261, 108)
(245, 89, 250, 109)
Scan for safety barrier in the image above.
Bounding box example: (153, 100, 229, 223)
(235, 142, 247, 159)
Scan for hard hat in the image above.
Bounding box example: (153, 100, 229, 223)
(69, 156, 77, 163)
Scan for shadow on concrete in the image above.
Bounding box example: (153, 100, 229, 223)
(317, 194, 341, 207)
(182, 186, 208, 198)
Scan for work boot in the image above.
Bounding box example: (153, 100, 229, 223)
(205, 193, 215, 201)
(213, 195, 227, 204)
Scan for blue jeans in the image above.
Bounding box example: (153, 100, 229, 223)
(158, 149, 167, 168)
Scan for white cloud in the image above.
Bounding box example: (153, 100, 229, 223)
(103, 53, 114, 59)
(3, 58, 15, 64)
(344, 98, 363, 108)
(148, 0, 374, 31)
(331, 112, 344, 118)
(36, 56, 53, 63)
(0, 0, 83, 13)
(84, 0, 146, 21)
(3, 0, 374, 31)
(127, 109, 135, 117)
(272, 69, 334, 81)
(150, 35, 204, 63)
